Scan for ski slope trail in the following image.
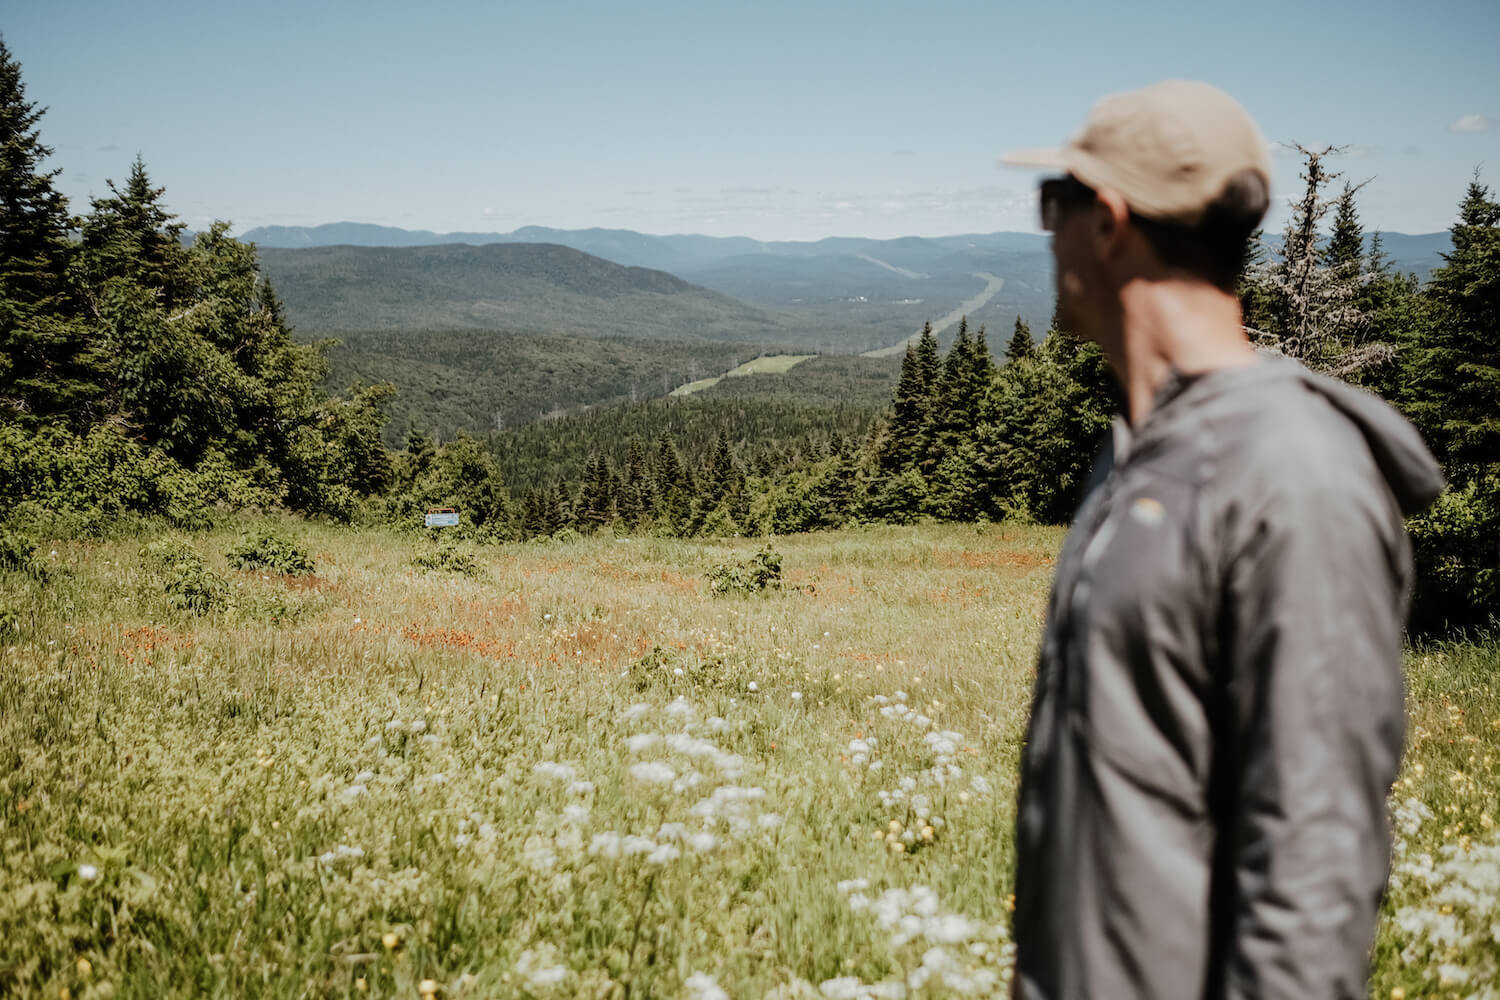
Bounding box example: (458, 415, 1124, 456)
(861, 273, 1006, 357)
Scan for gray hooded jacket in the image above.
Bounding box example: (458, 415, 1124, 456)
(1012, 359, 1444, 1000)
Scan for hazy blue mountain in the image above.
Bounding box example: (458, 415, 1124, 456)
(239, 221, 1049, 272)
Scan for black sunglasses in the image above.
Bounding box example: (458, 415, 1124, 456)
(1039, 175, 1097, 232)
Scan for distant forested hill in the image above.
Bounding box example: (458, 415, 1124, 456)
(319, 328, 773, 446)
(258, 242, 800, 343)
(491, 392, 882, 496)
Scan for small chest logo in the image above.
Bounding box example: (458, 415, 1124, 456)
(1129, 496, 1166, 527)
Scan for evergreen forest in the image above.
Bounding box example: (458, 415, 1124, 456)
(1, 40, 1494, 635)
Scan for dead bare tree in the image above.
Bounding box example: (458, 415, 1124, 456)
(1243, 144, 1390, 377)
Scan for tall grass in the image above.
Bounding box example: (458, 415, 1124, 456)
(0, 517, 1493, 998)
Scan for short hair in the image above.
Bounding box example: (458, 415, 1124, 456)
(1130, 169, 1270, 293)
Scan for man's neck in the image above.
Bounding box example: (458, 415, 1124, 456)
(1105, 278, 1259, 426)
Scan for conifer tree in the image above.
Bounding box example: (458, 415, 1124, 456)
(619, 438, 649, 527)
(549, 481, 574, 533)
(700, 431, 742, 512)
(1405, 175, 1500, 468)
(913, 320, 941, 400)
(0, 37, 90, 426)
(880, 341, 928, 472)
(929, 317, 975, 463)
(80, 157, 190, 306)
(972, 324, 994, 381)
(0, 38, 71, 313)
(1005, 316, 1034, 363)
(1327, 182, 1366, 275)
(653, 432, 691, 529)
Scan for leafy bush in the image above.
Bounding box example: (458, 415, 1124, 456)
(226, 531, 316, 575)
(629, 645, 732, 693)
(140, 538, 228, 615)
(706, 545, 783, 597)
(413, 541, 481, 577)
(1408, 473, 1500, 635)
(0, 527, 48, 582)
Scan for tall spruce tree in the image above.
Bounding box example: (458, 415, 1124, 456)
(1005, 316, 1034, 363)
(913, 320, 941, 400)
(1406, 175, 1500, 468)
(0, 36, 92, 427)
(929, 317, 975, 463)
(1326, 182, 1366, 275)
(880, 339, 929, 473)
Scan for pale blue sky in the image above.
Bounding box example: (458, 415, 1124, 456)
(8, 0, 1498, 241)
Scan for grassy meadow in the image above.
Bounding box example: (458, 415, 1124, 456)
(1, 519, 1496, 999)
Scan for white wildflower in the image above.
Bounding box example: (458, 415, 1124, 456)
(589, 832, 622, 858)
(684, 972, 729, 1000)
(533, 761, 578, 782)
(646, 843, 681, 865)
(523, 835, 558, 872)
(630, 761, 676, 785)
(77, 863, 98, 881)
(622, 835, 658, 856)
(626, 733, 662, 753)
(622, 702, 653, 722)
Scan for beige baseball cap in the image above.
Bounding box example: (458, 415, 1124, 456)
(1003, 79, 1271, 225)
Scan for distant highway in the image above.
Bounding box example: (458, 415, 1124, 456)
(862, 273, 1006, 357)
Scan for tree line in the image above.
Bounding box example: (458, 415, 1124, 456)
(0, 38, 1493, 633)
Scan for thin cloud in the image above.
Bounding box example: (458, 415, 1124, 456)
(1450, 113, 1494, 133)
(97, 144, 120, 152)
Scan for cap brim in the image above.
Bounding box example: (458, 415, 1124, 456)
(998, 147, 1070, 169)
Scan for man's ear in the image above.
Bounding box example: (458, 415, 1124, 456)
(1092, 189, 1132, 260)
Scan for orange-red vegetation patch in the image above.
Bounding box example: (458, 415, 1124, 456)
(658, 570, 700, 595)
(113, 625, 196, 666)
(400, 625, 516, 660)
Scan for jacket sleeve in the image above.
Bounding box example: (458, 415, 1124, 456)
(1217, 473, 1408, 999)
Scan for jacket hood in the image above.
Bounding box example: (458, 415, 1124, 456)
(1283, 362, 1445, 517)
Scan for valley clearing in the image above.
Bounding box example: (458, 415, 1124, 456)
(669, 353, 817, 397)
(2, 520, 1494, 998)
(863, 274, 1006, 358)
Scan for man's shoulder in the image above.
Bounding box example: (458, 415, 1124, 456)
(1191, 364, 1378, 476)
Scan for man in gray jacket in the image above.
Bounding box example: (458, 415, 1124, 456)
(1001, 81, 1445, 999)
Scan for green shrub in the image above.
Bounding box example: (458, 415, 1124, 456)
(706, 544, 783, 597)
(1408, 473, 1500, 635)
(413, 541, 481, 577)
(0, 527, 49, 582)
(140, 539, 229, 615)
(629, 645, 733, 693)
(226, 531, 316, 575)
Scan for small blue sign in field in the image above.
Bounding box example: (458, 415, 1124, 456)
(424, 509, 459, 528)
